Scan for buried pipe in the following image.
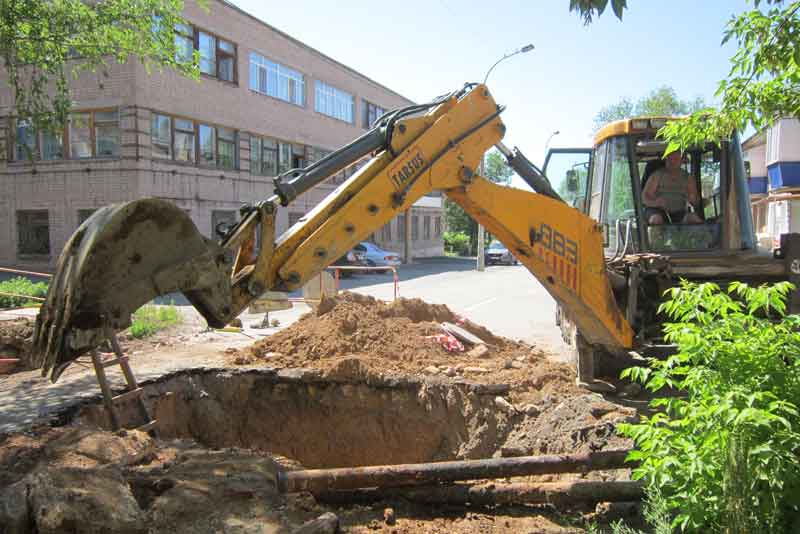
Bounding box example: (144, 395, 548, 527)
(277, 450, 634, 494)
(315, 479, 644, 507)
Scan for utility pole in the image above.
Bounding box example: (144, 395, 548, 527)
(403, 208, 412, 264)
(476, 156, 486, 271)
(477, 43, 534, 272)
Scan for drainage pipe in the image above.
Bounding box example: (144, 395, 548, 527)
(277, 449, 633, 493)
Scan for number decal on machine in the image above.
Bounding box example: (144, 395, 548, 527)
(531, 223, 579, 292)
(388, 146, 426, 190)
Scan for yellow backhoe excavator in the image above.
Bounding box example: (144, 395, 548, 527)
(32, 83, 800, 391)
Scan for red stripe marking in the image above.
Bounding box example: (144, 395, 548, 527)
(572, 264, 577, 290)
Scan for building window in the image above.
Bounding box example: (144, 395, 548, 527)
(94, 110, 120, 157)
(12, 111, 116, 162)
(362, 100, 386, 129)
(217, 128, 236, 169)
(174, 118, 195, 162)
(249, 52, 304, 106)
(17, 210, 50, 257)
(288, 212, 304, 227)
(315, 81, 354, 123)
(279, 143, 292, 174)
(41, 130, 64, 160)
(77, 209, 97, 226)
(14, 120, 36, 161)
(424, 215, 431, 240)
(198, 124, 215, 165)
(434, 216, 442, 237)
(174, 23, 194, 63)
(154, 116, 236, 169)
(381, 222, 391, 241)
(198, 32, 216, 76)
(251, 136, 279, 176)
(412, 214, 419, 241)
(151, 113, 172, 158)
(398, 215, 406, 240)
(69, 113, 92, 158)
(68, 110, 120, 159)
(175, 25, 237, 82)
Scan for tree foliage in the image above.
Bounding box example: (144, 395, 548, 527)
(0, 0, 199, 135)
(594, 86, 706, 131)
(620, 281, 800, 532)
(569, 0, 628, 24)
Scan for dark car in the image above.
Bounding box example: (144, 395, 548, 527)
(485, 241, 518, 265)
(330, 249, 366, 278)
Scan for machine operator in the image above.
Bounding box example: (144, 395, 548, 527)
(642, 151, 701, 224)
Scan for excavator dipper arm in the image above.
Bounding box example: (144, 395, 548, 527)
(33, 84, 632, 381)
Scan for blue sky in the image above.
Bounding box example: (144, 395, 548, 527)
(230, 0, 749, 168)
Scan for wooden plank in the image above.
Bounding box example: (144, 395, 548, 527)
(112, 388, 143, 404)
(440, 322, 486, 345)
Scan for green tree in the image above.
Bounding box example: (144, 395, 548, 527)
(1, 0, 199, 137)
(594, 86, 706, 131)
(573, 0, 800, 153)
(443, 149, 512, 255)
(620, 281, 800, 532)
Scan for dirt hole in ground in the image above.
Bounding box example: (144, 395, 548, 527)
(77, 368, 634, 469)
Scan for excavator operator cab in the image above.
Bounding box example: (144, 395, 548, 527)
(543, 117, 754, 259)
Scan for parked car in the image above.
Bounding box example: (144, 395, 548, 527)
(331, 249, 366, 278)
(354, 242, 402, 270)
(485, 241, 518, 265)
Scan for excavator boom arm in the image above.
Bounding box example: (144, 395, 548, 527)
(33, 84, 632, 381)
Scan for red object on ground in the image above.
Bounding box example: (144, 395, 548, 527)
(425, 333, 464, 352)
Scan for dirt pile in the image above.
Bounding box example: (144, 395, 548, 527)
(235, 293, 579, 402)
(0, 318, 35, 371)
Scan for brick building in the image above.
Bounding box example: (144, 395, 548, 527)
(0, 0, 444, 270)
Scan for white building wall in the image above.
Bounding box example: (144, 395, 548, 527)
(766, 118, 800, 166)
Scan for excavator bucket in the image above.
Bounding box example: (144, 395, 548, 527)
(33, 198, 233, 382)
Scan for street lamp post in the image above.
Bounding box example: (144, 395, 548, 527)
(477, 44, 535, 272)
(543, 130, 560, 160)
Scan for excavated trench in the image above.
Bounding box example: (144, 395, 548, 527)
(2, 367, 637, 533)
(75, 367, 532, 468)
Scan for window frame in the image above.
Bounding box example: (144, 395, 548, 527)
(16, 209, 51, 258)
(362, 99, 386, 129)
(249, 51, 305, 106)
(11, 108, 119, 162)
(315, 80, 355, 124)
(176, 24, 237, 83)
(151, 112, 238, 169)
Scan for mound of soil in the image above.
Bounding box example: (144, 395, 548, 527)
(235, 293, 581, 404)
(0, 318, 35, 371)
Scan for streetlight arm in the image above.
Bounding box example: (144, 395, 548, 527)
(482, 44, 534, 85)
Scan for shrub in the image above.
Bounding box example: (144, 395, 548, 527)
(620, 281, 800, 532)
(443, 231, 470, 255)
(0, 276, 49, 308)
(129, 303, 182, 339)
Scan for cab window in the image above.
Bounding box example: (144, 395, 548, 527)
(543, 149, 592, 212)
(637, 142, 722, 252)
(603, 137, 637, 254)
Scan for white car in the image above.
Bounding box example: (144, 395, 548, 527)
(354, 241, 402, 269)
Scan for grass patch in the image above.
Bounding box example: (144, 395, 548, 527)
(129, 303, 182, 339)
(0, 276, 49, 308)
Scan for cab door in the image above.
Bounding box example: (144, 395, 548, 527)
(543, 148, 593, 214)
